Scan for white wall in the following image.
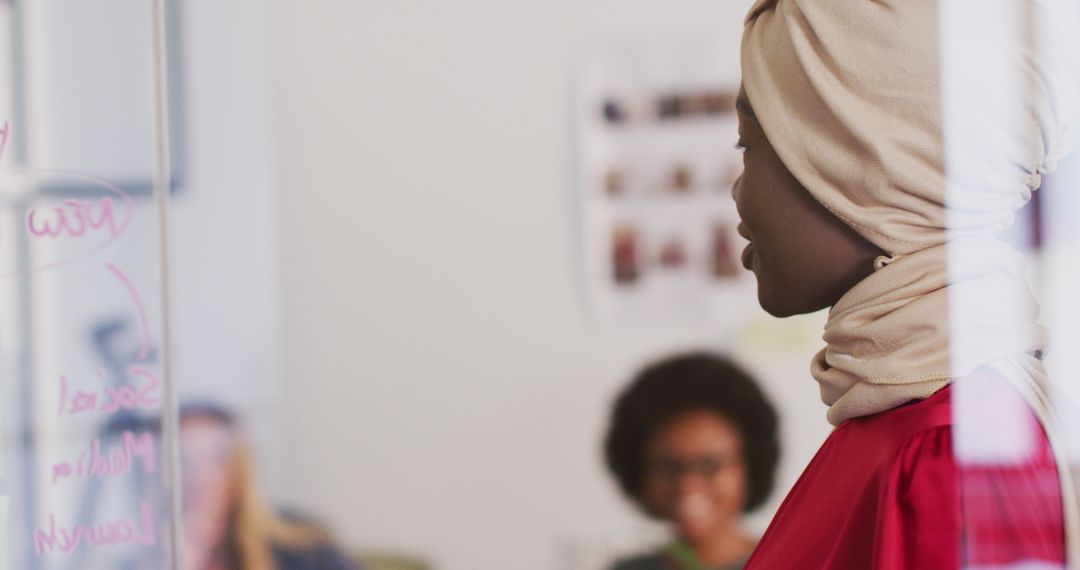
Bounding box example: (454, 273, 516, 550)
(269, 2, 832, 569)
(169, 0, 285, 492)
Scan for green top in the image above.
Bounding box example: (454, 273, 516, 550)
(610, 542, 749, 570)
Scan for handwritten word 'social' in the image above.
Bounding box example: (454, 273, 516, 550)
(57, 368, 161, 417)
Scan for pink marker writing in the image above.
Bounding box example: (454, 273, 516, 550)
(33, 501, 156, 556)
(106, 263, 153, 360)
(57, 367, 161, 417)
(0, 121, 9, 161)
(26, 197, 122, 239)
(51, 430, 156, 484)
(2, 172, 133, 277)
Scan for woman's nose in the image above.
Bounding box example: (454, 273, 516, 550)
(675, 470, 711, 494)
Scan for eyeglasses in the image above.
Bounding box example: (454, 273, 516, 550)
(646, 454, 741, 483)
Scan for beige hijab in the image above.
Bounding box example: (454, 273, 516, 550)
(742, 0, 1080, 562)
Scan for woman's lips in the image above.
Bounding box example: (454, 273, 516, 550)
(741, 243, 755, 270)
(737, 223, 754, 270)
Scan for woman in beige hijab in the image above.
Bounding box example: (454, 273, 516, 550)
(734, 0, 1080, 567)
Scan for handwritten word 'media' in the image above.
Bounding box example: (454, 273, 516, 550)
(34, 501, 156, 556)
(51, 430, 155, 484)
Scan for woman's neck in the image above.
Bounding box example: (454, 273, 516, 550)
(688, 525, 755, 568)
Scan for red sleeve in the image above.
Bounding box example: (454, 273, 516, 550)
(873, 424, 1064, 569)
(873, 425, 962, 569)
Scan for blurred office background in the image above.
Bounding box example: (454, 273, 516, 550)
(271, 1, 834, 568)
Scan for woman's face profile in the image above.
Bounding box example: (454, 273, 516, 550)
(732, 86, 883, 317)
(641, 410, 747, 543)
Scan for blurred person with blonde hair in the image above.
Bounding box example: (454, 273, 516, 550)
(180, 402, 360, 570)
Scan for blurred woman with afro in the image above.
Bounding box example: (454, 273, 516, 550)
(604, 353, 779, 570)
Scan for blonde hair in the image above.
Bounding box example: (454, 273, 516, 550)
(183, 406, 336, 570)
(229, 438, 331, 570)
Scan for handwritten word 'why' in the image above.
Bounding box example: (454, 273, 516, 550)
(26, 197, 124, 239)
(0, 127, 134, 276)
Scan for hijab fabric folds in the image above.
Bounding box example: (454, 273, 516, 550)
(742, 0, 1080, 562)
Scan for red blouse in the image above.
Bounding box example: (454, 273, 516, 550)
(745, 380, 1065, 569)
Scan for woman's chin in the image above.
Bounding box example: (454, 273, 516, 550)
(676, 516, 719, 544)
(758, 279, 822, 317)
(748, 262, 789, 317)
(757, 284, 794, 318)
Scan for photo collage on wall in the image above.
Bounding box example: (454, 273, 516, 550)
(577, 35, 753, 320)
